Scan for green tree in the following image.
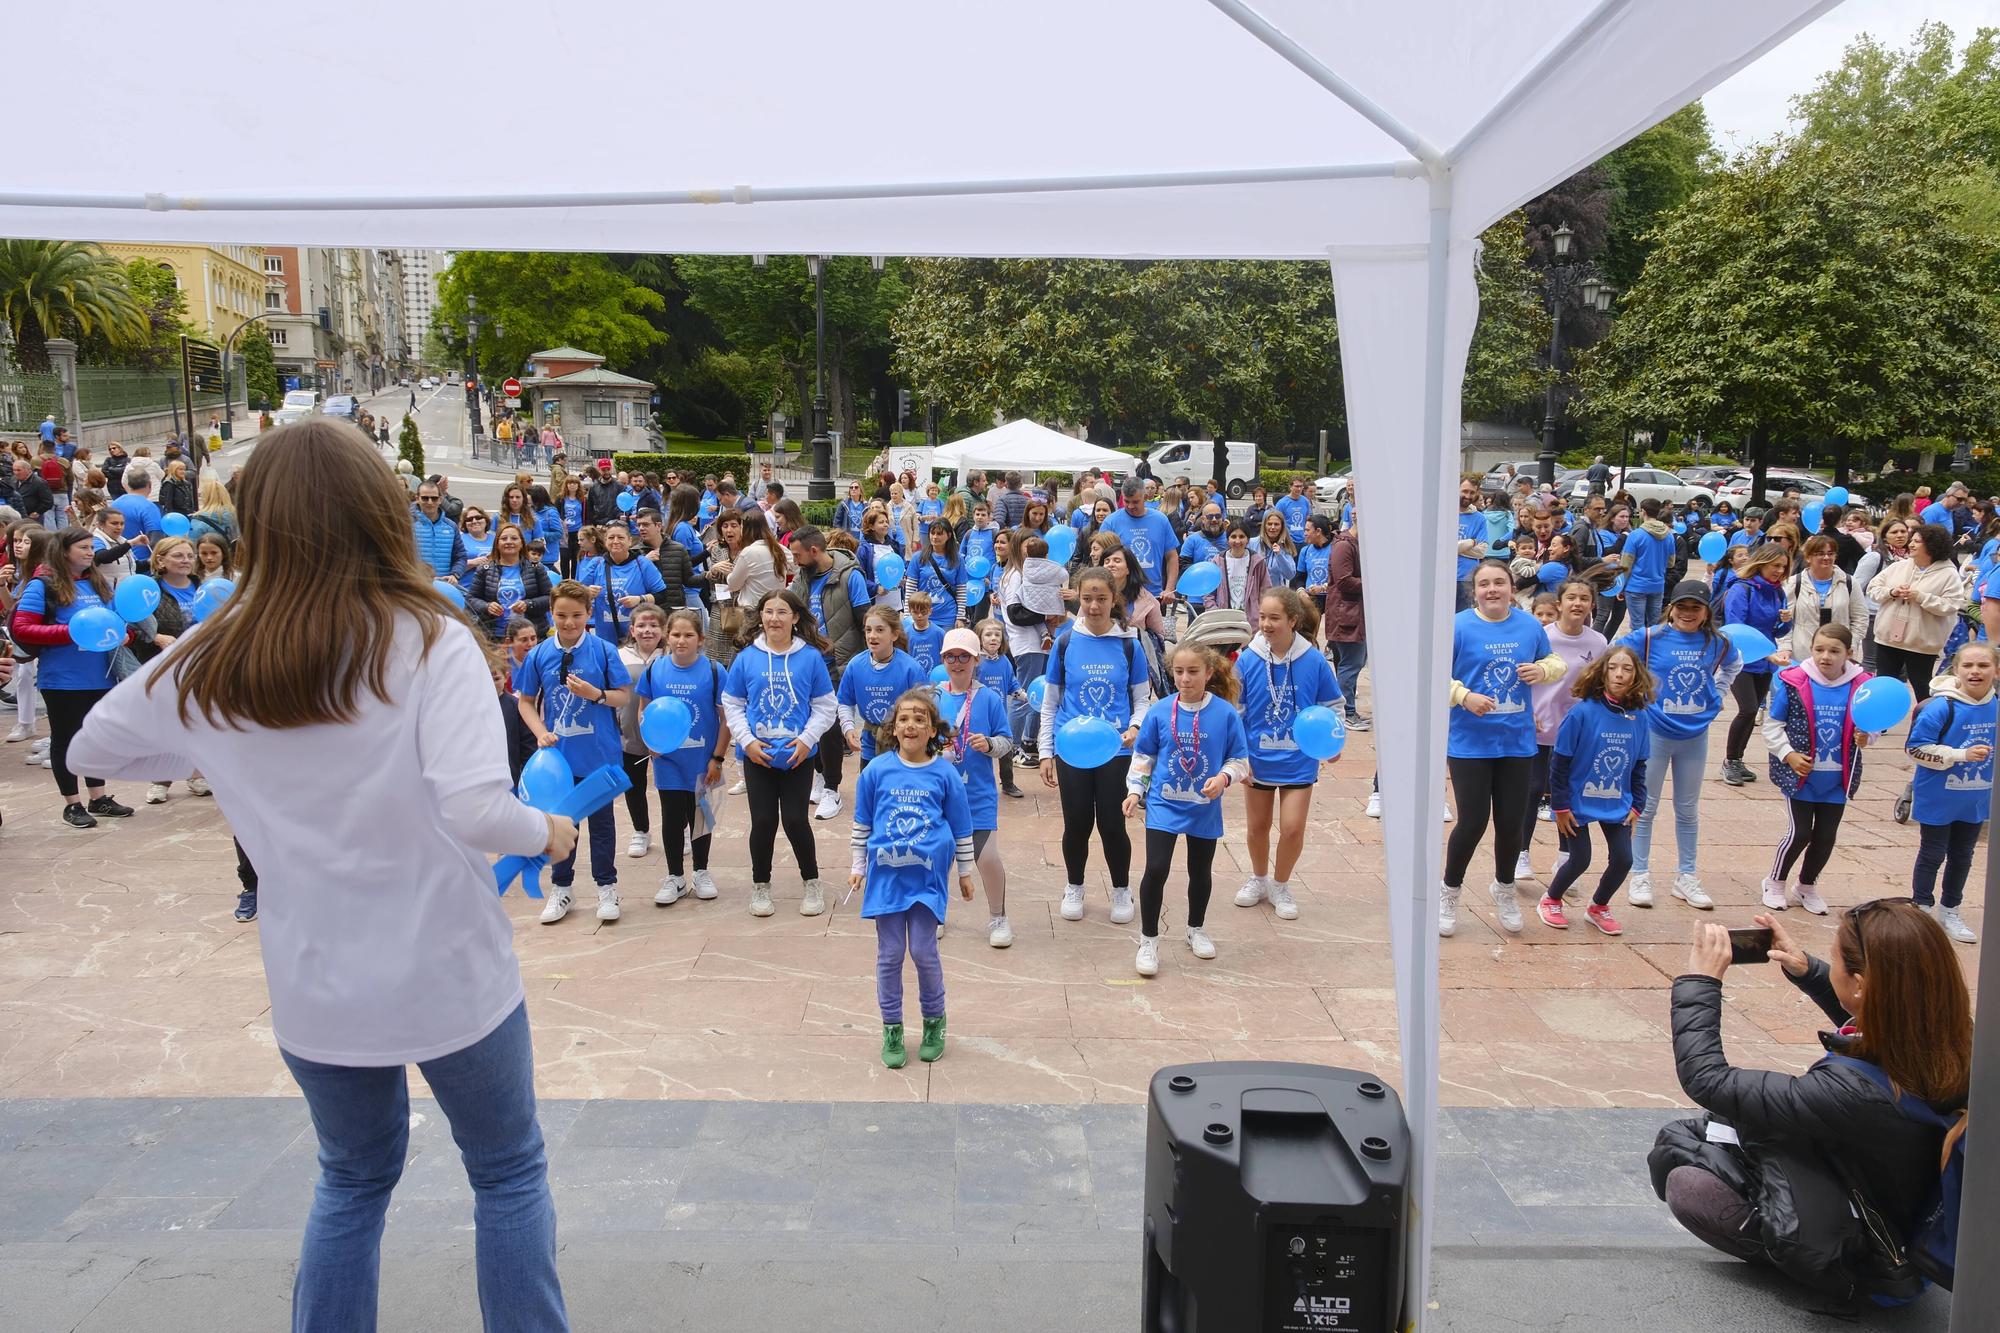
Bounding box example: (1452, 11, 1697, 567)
(398, 414, 425, 477)
(1598, 103, 1716, 291)
(434, 252, 665, 386)
(0, 240, 148, 372)
(1465, 215, 1553, 422)
(238, 327, 281, 409)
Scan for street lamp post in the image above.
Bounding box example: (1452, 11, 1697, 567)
(464, 295, 484, 446)
(221, 311, 279, 426)
(1536, 223, 1612, 488)
(807, 255, 833, 501)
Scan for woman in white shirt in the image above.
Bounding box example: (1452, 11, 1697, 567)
(68, 419, 577, 1331)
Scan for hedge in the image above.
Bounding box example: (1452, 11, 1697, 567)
(612, 451, 771, 480)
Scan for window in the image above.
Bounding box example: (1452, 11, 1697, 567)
(583, 398, 617, 425)
(266, 291, 283, 310)
(268, 328, 288, 347)
(264, 255, 284, 274)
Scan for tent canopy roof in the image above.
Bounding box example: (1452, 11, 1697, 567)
(933, 420, 1139, 474)
(6, 0, 1836, 258)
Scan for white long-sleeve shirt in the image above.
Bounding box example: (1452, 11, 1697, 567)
(67, 616, 548, 1067)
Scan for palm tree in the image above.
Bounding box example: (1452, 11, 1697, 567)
(0, 240, 147, 371)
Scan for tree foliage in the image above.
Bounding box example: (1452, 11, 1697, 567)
(239, 326, 281, 409)
(398, 414, 425, 478)
(0, 241, 149, 372)
(434, 252, 665, 387)
(1598, 104, 1717, 291)
(1465, 216, 1553, 422)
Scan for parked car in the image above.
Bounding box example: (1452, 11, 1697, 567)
(1566, 465, 1707, 507)
(321, 394, 359, 420)
(1479, 460, 1543, 497)
(1315, 465, 1351, 507)
(274, 389, 319, 426)
(1712, 469, 1862, 508)
(1677, 464, 1738, 491)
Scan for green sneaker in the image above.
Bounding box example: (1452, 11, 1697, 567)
(881, 1023, 907, 1069)
(918, 1014, 946, 1063)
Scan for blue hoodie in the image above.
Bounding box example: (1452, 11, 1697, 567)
(1723, 573, 1788, 676)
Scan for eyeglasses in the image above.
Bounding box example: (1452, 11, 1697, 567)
(1847, 897, 1895, 967)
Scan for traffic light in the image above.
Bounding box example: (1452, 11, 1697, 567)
(897, 388, 910, 420)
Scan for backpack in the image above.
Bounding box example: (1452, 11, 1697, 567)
(1820, 1053, 1965, 1291)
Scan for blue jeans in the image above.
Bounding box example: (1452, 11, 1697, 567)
(1011, 651, 1047, 752)
(1329, 640, 1367, 718)
(1625, 590, 1664, 633)
(279, 1003, 566, 1332)
(1634, 729, 1707, 878)
(551, 804, 617, 887)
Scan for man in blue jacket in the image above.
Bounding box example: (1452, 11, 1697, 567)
(412, 481, 467, 580)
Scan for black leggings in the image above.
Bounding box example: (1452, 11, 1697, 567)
(41, 687, 109, 801)
(561, 533, 579, 580)
(1914, 820, 1981, 909)
(1444, 754, 1534, 888)
(1138, 827, 1216, 936)
(1725, 672, 1772, 762)
(818, 729, 846, 790)
(1544, 820, 1634, 907)
(1519, 745, 1552, 855)
(235, 839, 257, 891)
(660, 788, 712, 876)
(745, 759, 818, 882)
(1773, 798, 1844, 885)
(1057, 755, 1132, 888)
(622, 751, 651, 832)
(1872, 643, 1935, 715)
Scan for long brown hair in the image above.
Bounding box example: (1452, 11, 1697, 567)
(737, 587, 831, 653)
(738, 506, 788, 575)
(1837, 900, 1972, 1105)
(38, 528, 110, 608)
(1569, 643, 1657, 708)
(149, 418, 457, 728)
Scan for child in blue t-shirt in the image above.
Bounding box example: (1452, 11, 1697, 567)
(974, 618, 1023, 798)
(635, 608, 729, 905)
(936, 628, 1017, 948)
(1906, 641, 1995, 942)
(1761, 623, 1873, 917)
(903, 592, 946, 674)
(849, 689, 975, 1068)
(838, 606, 929, 763)
(1123, 644, 1250, 977)
(1538, 645, 1652, 936)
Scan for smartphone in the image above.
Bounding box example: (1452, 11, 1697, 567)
(1729, 926, 1774, 966)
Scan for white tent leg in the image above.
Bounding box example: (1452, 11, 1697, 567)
(1329, 168, 1477, 1333)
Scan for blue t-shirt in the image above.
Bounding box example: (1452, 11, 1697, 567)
(1101, 509, 1178, 594)
(1297, 540, 1332, 595)
(111, 495, 164, 567)
(1769, 672, 1857, 804)
(935, 681, 1011, 830)
(1132, 694, 1249, 840)
(577, 554, 667, 643)
(1920, 502, 1952, 529)
(1456, 511, 1487, 580)
(1623, 526, 1672, 595)
(854, 752, 971, 922)
(1449, 608, 1551, 759)
(1069, 508, 1094, 531)
(1552, 698, 1651, 823)
(837, 650, 928, 761)
(461, 531, 494, 565)
(562, 497, 584, 533)
(513, 632, 630, 775)
(1237, 640, 1344, 785)
(904, 619, 947, 674)
(723, 641, 834, 766)
(1179, 531, 1221, 566)
(160, 578, 200, 610)
(961, 526, 998, 573)
(907, 554, 965, 624)
(806, 565, 871, 640)
(13, 578, 116, 690)
(1047, 628, 1142, 756)
(1619, 625, 1739, 740)
(1910, 692, 1998, 825)
(1728, 527, 1762, 549)
(1274, 495, 1313, 545)
(917, 499, 943, 520)
(635, 655, 723, 791)
(698, 491, 719, 525)
(974, 655, 1017, 698)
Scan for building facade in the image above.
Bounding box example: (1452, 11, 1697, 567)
(260, 246, 339, 392)
(101, 243, 267, 344)
(397, 249, 450, 364)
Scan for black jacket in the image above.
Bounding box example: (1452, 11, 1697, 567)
(102, 452, 130, 494)
(585, 478, 624, 526)
(8, 474, 51, 519)
(160, 476, 198, 516)
(467, 559, 553, 638)
(500, 693, 536, 784)
(642, 538, 695, 609)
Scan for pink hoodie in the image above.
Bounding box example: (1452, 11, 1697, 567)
(1532, 624, 1608, 745)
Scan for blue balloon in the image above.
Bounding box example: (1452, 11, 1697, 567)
(929, 663, 951, 683)
(616, 490, 638, 513)
(189, 578, 234, 622)
(160, 512, 191, 538)
(1043, 525, 1077, 564)
(1825, 486, 1850, 507)
(1697, 531, 1727, 564)
(1176, 561, 1222, 598)
(520, 748, 575, 810)
(1537, 561, 1568, 586)
(963, 580, 986, 606)
(874, 553, 905, 587)
(113, 574, 161, 623)
(67, 605, 125, 652)
(639, 697, 693, 754)
(433, 580, 466, 609)
(1293, 705, 1346, 761)
(1801, 502, 1824, 533)
(1611, 574, 1627, 596)
(1054, 716, 1121, 769)
(1027, 677, 1048, 710)
(965, 555, 993, 580)
(1851, 677, 1914, 733)
(1719, 622, 1779, 661)
(1672, 521, 1687, 535)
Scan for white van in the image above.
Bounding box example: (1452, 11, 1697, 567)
(275, 389, 319, 425)
(1144, 440, 1260, 498)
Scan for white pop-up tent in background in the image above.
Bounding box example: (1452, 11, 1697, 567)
(16, 1, 1936, 1324)
(933, 419, 1141, 482)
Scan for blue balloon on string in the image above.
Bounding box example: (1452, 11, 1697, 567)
(929, 663, 950, 683)
(112, 574, 161, 623)
(519, 748, 574, 810)
(1294, 705, 1346, 761)
(1537, 561, 1568, 587)
(1719, 623, 1778, 661)
(616, 491, 638, 513)
(964, 579, 986, 605)
(67, 605, 125, 652)
(1177, 561, 1222, 598)
(965, 555, 993, 580)
(1825, 486, 1849, 507)
(874, 552, 905, 587)
(639, 697, 693, 753)
(160, 512, 191, 538)
(1055, 717, 1121, 769)
(1044, 526, 1077, 564)
(1801, 501, 1824, 533)
(189, 578, 234, 622)
(1672, 521, 1687, 535)
(1610, 574, 1627, 596)
(1851, 677, 1914, 732)
(433, 580, 466, 609)
(1697, 531, 1727, 563)
(1027, 677, 1047, 710)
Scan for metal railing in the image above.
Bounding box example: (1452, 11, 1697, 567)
(0, 369, 61, 434)
(76, 366, 225, 420)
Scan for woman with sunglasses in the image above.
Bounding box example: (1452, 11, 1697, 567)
(1655, 900, 1970, 1300)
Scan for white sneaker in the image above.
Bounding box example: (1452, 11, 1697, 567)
(1671, 874, 1713, 910)
(1761, 877, 1788, 911)
(1627, 874, 1654, 908)
(1135, 936, 1160, 976)
(691, 870, 719, 900)
(1438, 883, 1462, 937)
(988, 916, 1014, 949)
(655, 875, 685, 906)
(538, 889, 574, 924)
(810, 771, 826, 804)
(1269, 881, 1299, 921)
(3, 722, 31, 743)
(749, 883, 774, 917)
(1488, 881, 1523, 934)
(596, 885, 621, 921)
(1536, 801, 1553, 822)
(1234, 876, 1268, 907)
(1443, 801, 1454, 824)
(1514, 852, 1535, 883)
(1186, 926, 1216, 960)
(1060, 884, 1085, 921)
(186, 777, 211, 797)
(627, 831, 651, 858)
(1365, 791, 1382, 819)
(813, 790, 842, 822)
(29, 736, 49, 753)
(37, 755, 50, 768)
(145, 783, 169, 804)
(800, 879, 827, 916)
(728, 777, 747, 796)
(1794, 883, 1827, 916)
(1937, 906, 1978, 943)
(1109, 887, 1135, 925)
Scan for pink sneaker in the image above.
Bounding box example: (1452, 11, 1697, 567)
(1585, 903, 1623, 936)
(1536, 896, 1570, 929)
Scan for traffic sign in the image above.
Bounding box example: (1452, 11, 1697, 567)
(502, 377, 523, 398)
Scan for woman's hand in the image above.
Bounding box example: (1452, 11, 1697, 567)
(958, 875, 975, 900)
(787, 738, 811, 768)
(1040, 756, 1060, 788)
(536, 732, 559, 749)
(509, 601, 527, 615)
(1555, 809, 1578, 837)
(1121, 726, 1139, 747)
(1687, 922, 1733, 980)
(619, 594, 642, 610)
(542, 814, 578, 861)
(1121, 792, 1141, 817)
(843, 730, 861, 752)
(705, 757, 723, 788)
(744, 739, 772, 768)
(967, 734, 991, 754)
(1755, 912, 1810, 977)
(1777, 605, 1793, 621)
(1461, 692, 1497, 716)
(1515, 661, 1546, 684)
(1855, 732, 1872, 749)
(487, 602, 504, 617)
(1785, 752, 1811, 777)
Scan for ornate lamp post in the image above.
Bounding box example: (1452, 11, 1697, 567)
(1536, 223, 1613, 487)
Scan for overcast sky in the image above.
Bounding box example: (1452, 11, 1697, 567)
(1702, 0, 1993, 149)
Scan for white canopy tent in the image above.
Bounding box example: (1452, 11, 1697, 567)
(8, 1, 1863, 1322)
(933, 419, 1139, 477)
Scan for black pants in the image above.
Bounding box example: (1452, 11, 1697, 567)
(41, 687, 108, 800)
(1057, 755, 1132, 887)
(1665, 1166, 1765, 1265)
(1872, 643, 1936, 715)
(1545, 820, 1633, 907)
(817, 729, 846, 791)
(1444, 754, 1534, 887)
(622, 751, 651, 832)
(1914, 820, 1981, 909)
(1594, 592, 1625, 639)
(1519, 745, 1552, 856)
(1773, 798, 1844, 885)
(235, 839, 257, 891)
(660, 788, 712, 876)
(561, 533, 579, 581)
(745, 760, 818, 882)
(1725, 672, 1772, 762)
(1138, 827, 1216, 936)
